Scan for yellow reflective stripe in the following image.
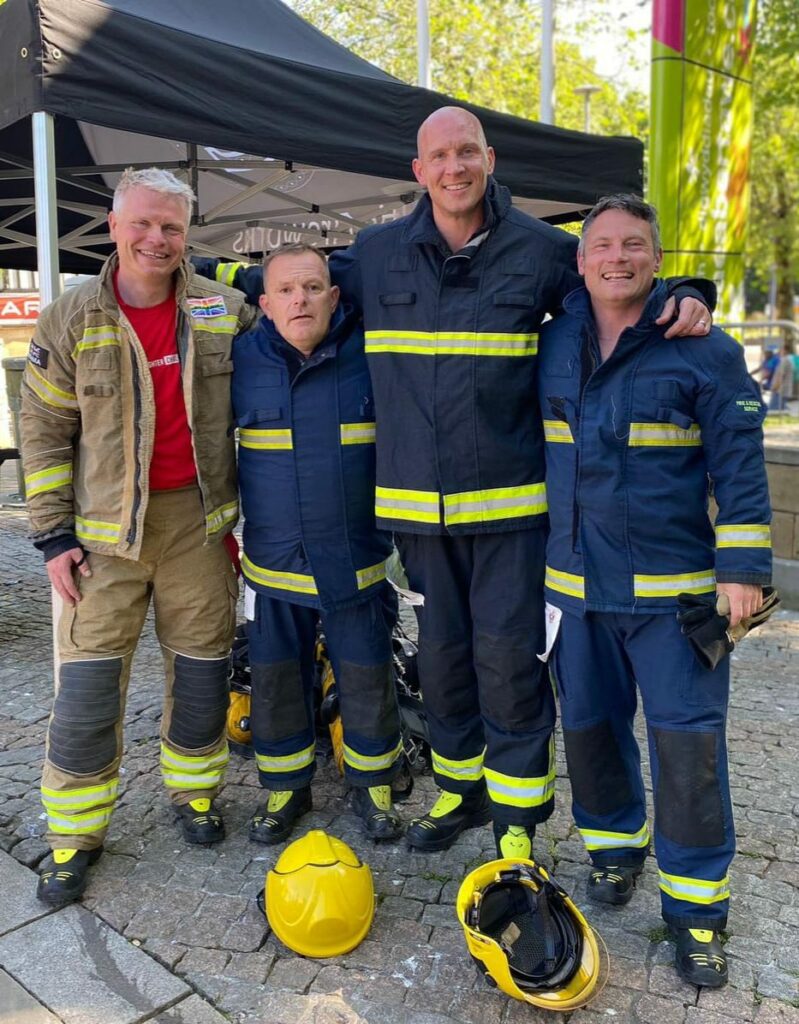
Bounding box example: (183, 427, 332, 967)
(160, 743, 229, 789)
(340, 421, 376, 445)
(26, 364, 79, 410)
(579, 823, 650, 851)
(239, 428, 293, 450)
(25, 462, 73, 497)
(375, 486, 441, 525)
(216, 262, 245, 287)
(72, 325, 121, 357)
(633, 570, 715, 598)
(255, 743, 315, 774)
(75, 516, 121, 544)
(484, 749, 556, 809)
(47, 807, 114, 833)
(206, 501, 238, 534)
(242, 554, 318, 595)
(716, 524, 771, 549)
(365, 330, 538, 357)
(194, 314, 239, 335)
(343, 740, 403, 773)
(543, 419, 574, 443)
(658, 870, 730, 905)
(41, 780, 118, 811)
(443, 483, 547, 525)
(628, 422, 702, 446)
(431, 748, 485, 783)
(357, 560, 387, 590)
(545, 566, 585, 599)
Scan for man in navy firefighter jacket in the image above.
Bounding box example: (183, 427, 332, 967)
(197, 107, 713, 860)
(538, 195, 771, 989)
(232, 243, 403, 844)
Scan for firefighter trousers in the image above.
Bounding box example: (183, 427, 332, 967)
(552, 609, 735, 929)
(246, 584, 402, 790)
(397, 531, 555, 828)
(42, 487, 238, 851)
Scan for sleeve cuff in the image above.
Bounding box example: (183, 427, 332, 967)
(715, 571, 772, 585)
(35, 532, 82, 563)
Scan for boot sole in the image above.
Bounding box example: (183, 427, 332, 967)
(407, 805, 492, 852)
(675, 961, 728, 989)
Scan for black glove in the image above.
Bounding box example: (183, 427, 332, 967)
(677, 587, 781, 671)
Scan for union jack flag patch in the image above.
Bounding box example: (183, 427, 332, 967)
(187, 296, 227, 318)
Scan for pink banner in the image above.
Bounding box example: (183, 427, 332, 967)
(653, 0, 685, 54)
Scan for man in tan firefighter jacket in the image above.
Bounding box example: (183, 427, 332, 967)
(20, 167, 255, 906)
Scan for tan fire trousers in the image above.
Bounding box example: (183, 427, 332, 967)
(41, 487, 238, 850)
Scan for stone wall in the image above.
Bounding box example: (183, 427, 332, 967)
(766, 444, 799, 608)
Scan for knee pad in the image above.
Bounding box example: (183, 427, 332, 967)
(563, 720, 634, 816)
(168, 654, 229, 749)
(475, 630, 551, 731)
(337, 660, 397, 740)
(49, 659, 122, 774)
(250, 660, 309, 742)
(653, 727, 726, 848)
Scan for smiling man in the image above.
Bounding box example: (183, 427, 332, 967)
(538, 195, 771, 988)
(232, 244, 403, 844)
(20, 167, 255, 906)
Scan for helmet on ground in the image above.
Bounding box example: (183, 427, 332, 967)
(264, 830, 374, 958)
(456, 858, 601, 1011)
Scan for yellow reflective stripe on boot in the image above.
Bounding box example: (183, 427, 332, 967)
(340, 422, 376, 445)
(431, 749, 485, 783)
(26, 364, 78, 411)
(580, 823, 650, 851)
(365, 330, 538, 357)
(543, 420, 574, 443)
(160, 743, 229, 790)
(356, 560, 387, 590)
(716, 524, 771, 548)
(628, 422, 702, 446)
(545, 566, 585, 599)
(242, 555, 318, 596)
(343, 740, 403, 773)
(255, 743, 316, 774)
(75, 516, 121, 544)
(633, 570, 715, 598)
(72, 325, 122, 357)
(25, 462, 73, 498)
(658, 870, 730, 905)
(444, 483, 547, 526)
(484, 762, 556, 810)
(375, 486, 441, 525)
(206, 501, 238, 535)
(239, 428, 293, 450)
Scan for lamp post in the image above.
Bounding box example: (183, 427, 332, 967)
(417, 0, 431, 89)
(573, 84, 601, 133)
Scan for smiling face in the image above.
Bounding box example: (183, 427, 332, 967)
(259, 251, 340, 356)
(577, 208, 662, 313)
(108, 186, 189, 299)
(412, 107, 495, 229)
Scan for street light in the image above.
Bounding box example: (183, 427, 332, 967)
(573, 84, 601, 133)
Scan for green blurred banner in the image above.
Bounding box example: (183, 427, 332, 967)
(650, 0, 756, 321)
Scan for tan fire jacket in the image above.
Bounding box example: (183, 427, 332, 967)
(20, 254, 257, 560)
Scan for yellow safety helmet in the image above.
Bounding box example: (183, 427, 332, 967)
(264, 830, 374, 958)
(456, 858, 601, 1011)
(226, 690, 252, 745)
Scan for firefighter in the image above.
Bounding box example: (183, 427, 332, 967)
(21, 168, 255, 906)
(233, 244, 403, 844)
(538, 194, 771, 988)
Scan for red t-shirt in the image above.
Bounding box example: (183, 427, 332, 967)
(115, 275, 197, 490)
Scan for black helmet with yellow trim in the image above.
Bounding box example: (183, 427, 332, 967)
(457, 858, 601, 1011)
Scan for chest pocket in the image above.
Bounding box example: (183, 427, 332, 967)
(195, 334, 233, 376)
(78, 346, 118, 397)
(651, 379, 694, 430)
(379, 293, 416, 306)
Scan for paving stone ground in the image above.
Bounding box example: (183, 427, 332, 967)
(1, 465, 798, 1024)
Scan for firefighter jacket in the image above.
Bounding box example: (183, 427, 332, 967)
(231, 304, 392, 612)
(20, 255, 255, 560)
(538, 280, 772, 616)
(329, 177, 579, 536)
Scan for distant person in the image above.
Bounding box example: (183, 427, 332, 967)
(233, 244, 403, 844)
(768, 341, 796, 411)
(20, 167, 254, 906)
(538, 194, 771, 988)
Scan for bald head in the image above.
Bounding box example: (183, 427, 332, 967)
(416, 106, 489, 158)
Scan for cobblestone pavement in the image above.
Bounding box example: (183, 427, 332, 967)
(1, 489, 798, 1023)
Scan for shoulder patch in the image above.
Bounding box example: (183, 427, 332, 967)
(187, 296, 227, 318)
(28, 340, 49, 369)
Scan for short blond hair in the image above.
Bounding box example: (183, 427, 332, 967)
(113, 167, 195, 215)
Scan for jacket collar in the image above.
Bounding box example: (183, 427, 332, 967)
(96, 252, 193, 314)
(256, 301, 360, 358)
(402, 176, 512, 248)
(562, 278, 669, 335)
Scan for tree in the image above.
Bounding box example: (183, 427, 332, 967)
(747, 0, 799, 319)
